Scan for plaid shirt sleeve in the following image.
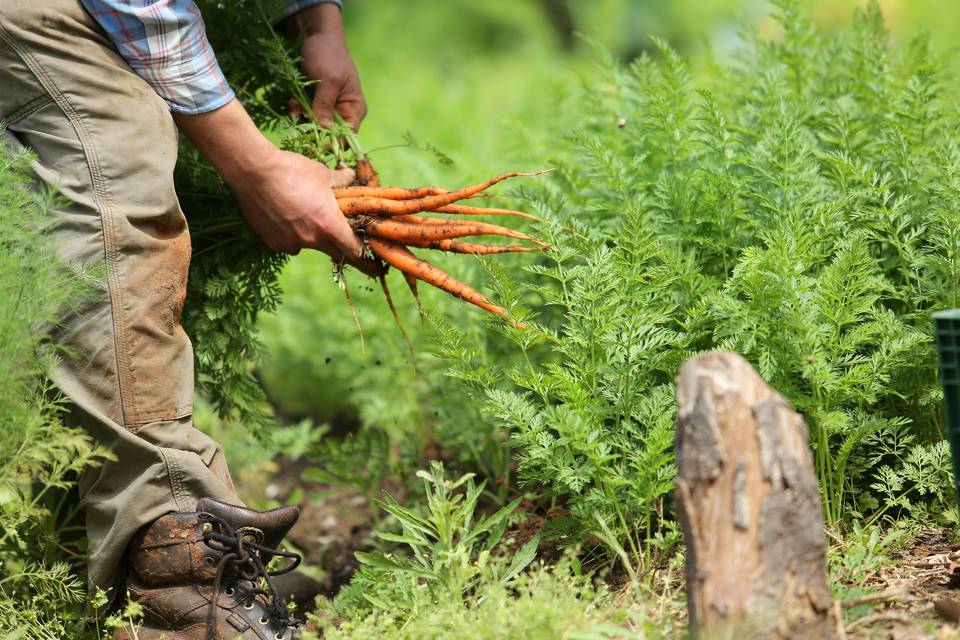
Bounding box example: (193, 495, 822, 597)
(80, 0, 342, 115)
(80, 0, 233, 115)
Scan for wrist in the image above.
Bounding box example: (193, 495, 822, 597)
(223, 144, 283, 189)
(290, 2, 343, 37)
(173, 100, 280, 187)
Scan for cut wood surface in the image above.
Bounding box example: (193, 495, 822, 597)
(674, 352, 836, 640)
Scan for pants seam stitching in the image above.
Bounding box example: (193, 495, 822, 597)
(160, 449, 187, 512)
(0, 23, 133, 426)
(2, 93, 54, 124)
(124, 403, 195, 433)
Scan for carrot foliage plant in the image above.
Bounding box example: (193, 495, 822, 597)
(432, 0, 960, 580)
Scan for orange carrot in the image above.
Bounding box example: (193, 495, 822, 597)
(334, 186, 447, 200)
(334, 186, 490, 201)
(367, 237, 507, 317)
(337, 170, 551, 217)
(337, 196, 431, 216)
(403, 239, 539, 255)
(354, 158, 380, 187)
(365, 217, 541, 244)
(434, 204, 542, 222)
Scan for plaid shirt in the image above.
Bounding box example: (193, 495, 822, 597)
(80, 0, 341, 115)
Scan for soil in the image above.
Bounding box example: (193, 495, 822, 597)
(842, 528, 960, 639)
(503, 504, 573, 562)
(257, 456, 376, 598)
(286, 487, 373, 596)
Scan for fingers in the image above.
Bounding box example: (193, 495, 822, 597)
(343, 251, 384, 278)
(316, 239, 382, 277)
(336, 97, 367, 132)
(311, 237, 341, 258)
(336, 77, 367, 132)
(314, 198, 384, 277)
(318, 191, 365, 256)
(287, 97, 305, 122)
(311, 78, 341, 129)
(329, 166, 356, 189)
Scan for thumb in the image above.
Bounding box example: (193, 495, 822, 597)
(312, 80, 339, 128)
(337, 99, 366, 133)
(329, 166, 356, 189)
(288, 97, 306, 122)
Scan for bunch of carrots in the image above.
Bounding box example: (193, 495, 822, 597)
(334, 160, 550, 325)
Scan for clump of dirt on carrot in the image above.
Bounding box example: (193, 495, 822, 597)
(335, 165, 550, 324)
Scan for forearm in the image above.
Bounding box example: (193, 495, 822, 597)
(172, 100, 277, 186)
(283, 1, 343, 36)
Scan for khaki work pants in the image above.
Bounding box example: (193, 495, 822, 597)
(0, 0, 242, 605)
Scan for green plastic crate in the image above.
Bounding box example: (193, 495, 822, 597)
(935, 309, 960, 504)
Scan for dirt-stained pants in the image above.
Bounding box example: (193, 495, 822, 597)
(0, 0, 242, 606)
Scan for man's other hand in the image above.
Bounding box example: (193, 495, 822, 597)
(289, 3, 366, 131)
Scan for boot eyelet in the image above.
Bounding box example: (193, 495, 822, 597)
(275, 634, 284, 640)
(259, 616, 269, 624)
(243, 601, 255, 610)
(203, 556, 215, 566)
(224, 587, 235, 597)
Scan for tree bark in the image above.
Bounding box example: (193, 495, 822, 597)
(674, 352, 836, 640)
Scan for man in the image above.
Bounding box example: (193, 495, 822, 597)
(0, 0, 371, 637)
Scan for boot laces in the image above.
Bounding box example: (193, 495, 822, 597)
(198, 512, 302, 640)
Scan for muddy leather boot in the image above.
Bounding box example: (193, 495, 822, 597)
(115, 498, 303, 640)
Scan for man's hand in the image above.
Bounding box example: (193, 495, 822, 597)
(288, 3, 366, 131)
(173, 100, 379, 274)
(231, 147, 361, 257)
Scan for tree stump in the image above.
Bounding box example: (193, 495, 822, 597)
(674, 352, 836, 640)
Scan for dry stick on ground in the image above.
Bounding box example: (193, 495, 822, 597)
(674, 352, 837, 640)
(845, 612, 915, 631)
(834, 602, 848, 640)
(841, 588, 915, 609)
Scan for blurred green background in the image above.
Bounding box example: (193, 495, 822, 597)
(257, 0, 960, 434)
(344, 0, 960, 189)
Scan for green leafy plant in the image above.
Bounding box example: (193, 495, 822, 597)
(251, 1, 960, 592)
(314, 555, 662, 640)
(0, 139, 109, 637)
(425, 2, 959, 584)
(352, 461, 538, 615)
(829, 522, 908, 594)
